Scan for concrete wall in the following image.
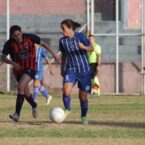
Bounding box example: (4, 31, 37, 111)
(0, 0, 142, 94)
(0, 64, 7, 92)
(0, 0, 85, 15)
(42, 63, 141, 94)
(0, 62, 141, 94)
(128, 0, 141, 29)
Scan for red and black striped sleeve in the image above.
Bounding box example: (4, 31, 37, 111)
(23, 33, 41, 44)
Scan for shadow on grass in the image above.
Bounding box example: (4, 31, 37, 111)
(90, 120, 145, 129)
(64, 120, 145, 129)
(1, 120, 145, 129)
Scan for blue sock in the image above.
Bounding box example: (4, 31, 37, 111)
(63, 95, 71, 111)
(39, 86, 48, 98)
(80, 100, 88, 117)
(32, 86, 39, 100)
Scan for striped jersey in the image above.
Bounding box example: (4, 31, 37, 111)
(36, 47, 48, 71)
(59, 32, 91, 74)
(2, 33, 41, 75)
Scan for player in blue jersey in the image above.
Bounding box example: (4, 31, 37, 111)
(32, 44, 53, 105)
(59, 19, 93, 125)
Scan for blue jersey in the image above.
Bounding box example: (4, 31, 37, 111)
(59, 32, 91, 74)
(36, 47, 48, 71)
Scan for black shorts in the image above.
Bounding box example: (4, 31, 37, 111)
(90, 63, 98, 78)
(15, 69, 36, 82)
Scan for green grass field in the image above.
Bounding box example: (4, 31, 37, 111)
(0, 93, 145, 145)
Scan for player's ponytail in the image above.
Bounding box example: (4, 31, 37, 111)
(73, 21, 81, 30)
(61, 19, 81, 31)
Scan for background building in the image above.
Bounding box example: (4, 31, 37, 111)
(0, 0, 144, 94)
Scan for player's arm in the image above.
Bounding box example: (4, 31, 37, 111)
(26, 33, 60, 63)
(78, 33, 94, 52)
(96, 45, 102, 73)
(79, 43, 93, 52)
(97, 53, 101, 66)
(40, 40, 60, 63)
(59, 38, 66, 77)
(45, 57, 53, 75)
(96, 45, 102, 66)
(60, 52, 66, 77)
(1, 54, 21, 71)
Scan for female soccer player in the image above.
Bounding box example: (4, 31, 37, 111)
(32, 44, 53, 105)
(59, 19, 93, 125)
(2, 25, 59, 122)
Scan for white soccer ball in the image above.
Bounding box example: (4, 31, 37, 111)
(49, 107, 65, 123)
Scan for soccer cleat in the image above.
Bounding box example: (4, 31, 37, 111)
(46, 95, 52, 105)
(32, 107, 38, 118)
(64, 109, 71, 119)
(9, 113, 19, 122)
(81, 116, 88, 125)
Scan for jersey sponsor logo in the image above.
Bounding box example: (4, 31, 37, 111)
(85, 85, 91, 91)
(18, 50, 29, 59)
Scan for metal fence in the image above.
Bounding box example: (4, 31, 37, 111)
(0, 0, 145, 94)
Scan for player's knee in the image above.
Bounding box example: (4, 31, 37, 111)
(17, 84, 25, 93)
(80, 97, 87, 102)
(79, 94, 88, 102)
(63, 89, 71, 96)
(39, 86, 44, 92)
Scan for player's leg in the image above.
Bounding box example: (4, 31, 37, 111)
(90, 63, 97, 79)
(78, 74, 91, 125)
(20, 73, 37, 116)
(90, 63, 97, 94)
(32, 79, 40, 100)
(91, 63, 100, 96)
(63, 82, 73, 118)
(32, 71, 41, 101)
(38, 71, 52, 105)
(9, 74, 25, 122)
(63, 82, 73, 111)
(9, 73, 33, 121)
(63, 71, 77, 119)
(79, 90, 89, 125)
(39, 85, 48, 98)
(24, 84, 38, 118)
(39, 83, 52, 105)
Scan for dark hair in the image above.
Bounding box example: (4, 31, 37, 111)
(10, 25, 22, 38)
(61, 19, 81, 31)
(88, 34, 95, 38)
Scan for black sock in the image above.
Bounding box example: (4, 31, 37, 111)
(16, 94, 25, 116)
(25, 94, 37, 108)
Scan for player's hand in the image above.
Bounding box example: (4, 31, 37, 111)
(55, 55, 61, 63)
(79, 42, 87, 50)
(12, 62, 22, 71)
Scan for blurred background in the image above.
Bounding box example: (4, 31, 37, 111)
(0, 0, 145, 95)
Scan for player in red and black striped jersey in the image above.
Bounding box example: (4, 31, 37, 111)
(1, 25, 60, 122)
